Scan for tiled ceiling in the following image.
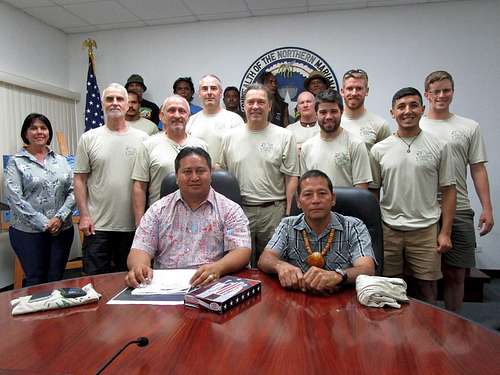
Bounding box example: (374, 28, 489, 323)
(3, 0, 461, 34)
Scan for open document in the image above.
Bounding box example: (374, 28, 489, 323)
(108, 269, 197, 306)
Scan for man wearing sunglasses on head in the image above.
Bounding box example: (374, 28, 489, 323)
(340, 69, 391, 150)
(341, 69, 391, 193)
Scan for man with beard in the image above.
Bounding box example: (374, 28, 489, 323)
(287, 91, 320, 151)
(300, 89, 372, 188)
(187, 74, 244, 160)
(126, 90, 159, 136)
(219, 83, 299, 266)
(131, 95, 207, 225)
(74, 83, 148, 275)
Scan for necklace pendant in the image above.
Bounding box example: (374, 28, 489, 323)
(407, 148, 411, 153)
(307, 252, 325, 268)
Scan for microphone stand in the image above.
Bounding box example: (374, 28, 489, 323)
(95, 337, 149, 374)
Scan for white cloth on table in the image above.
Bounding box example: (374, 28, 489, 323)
(10, 283, 101, 316)
(356, 275, 409, 309)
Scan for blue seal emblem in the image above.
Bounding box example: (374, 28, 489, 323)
(239, 46, 339, 115)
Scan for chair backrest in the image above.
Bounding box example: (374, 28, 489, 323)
(160, 170, 243, 206)
(290, 187, 384, 275)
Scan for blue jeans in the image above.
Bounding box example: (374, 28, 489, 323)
(9, 226, 74, 287)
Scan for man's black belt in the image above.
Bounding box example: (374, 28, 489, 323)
(242, 200, 285, 208)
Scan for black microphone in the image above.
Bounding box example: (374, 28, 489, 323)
(95, 337, 149, 374)
(135, 337, 149, 347)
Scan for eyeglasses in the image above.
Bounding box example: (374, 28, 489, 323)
(428, 88, 453, 96)
(343, 69, 368, 80)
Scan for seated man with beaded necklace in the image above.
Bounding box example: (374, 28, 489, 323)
(258, 169, 375, 293)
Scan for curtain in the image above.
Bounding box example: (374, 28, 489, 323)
(0, 81, 79, 200)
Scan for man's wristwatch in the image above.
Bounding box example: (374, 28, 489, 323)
(335, 268, 348, 285)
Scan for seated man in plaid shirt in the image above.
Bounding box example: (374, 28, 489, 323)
(258, 170, 375, 293)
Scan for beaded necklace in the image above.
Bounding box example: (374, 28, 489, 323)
(301, 228, 335, 268)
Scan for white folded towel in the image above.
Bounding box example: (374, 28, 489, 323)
(10, 283, 101, 316)
(356, 275, 410, 309)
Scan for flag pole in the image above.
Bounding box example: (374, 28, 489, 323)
(82, 38, 104, 131)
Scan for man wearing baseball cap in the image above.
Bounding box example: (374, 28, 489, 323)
(125, 74, 160, 126)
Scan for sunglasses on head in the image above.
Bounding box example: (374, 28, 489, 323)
(343, 69, 368, 80)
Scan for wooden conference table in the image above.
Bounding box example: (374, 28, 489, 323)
(1, 270, 499, 374)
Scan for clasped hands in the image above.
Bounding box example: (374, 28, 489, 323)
(125, 263, 222, 289)
(46, 217, 62, 235)
(275, 262, 344, 294)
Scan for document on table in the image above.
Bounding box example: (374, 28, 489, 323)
(107, 269, 197, 305)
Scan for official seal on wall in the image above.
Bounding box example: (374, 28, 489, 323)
(239, 46, 338, 113)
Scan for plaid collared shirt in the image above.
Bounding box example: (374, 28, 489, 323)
(267, 212, 375, 272)
(132, 187, 251, 269)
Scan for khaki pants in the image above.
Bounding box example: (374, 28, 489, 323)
(243, 201, 286, 267)
(383, 223, 442, 281)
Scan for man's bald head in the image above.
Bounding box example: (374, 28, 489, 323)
(162, 94, 190, 112)
(297, 91, 316, 120)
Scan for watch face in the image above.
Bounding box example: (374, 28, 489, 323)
(336, 269, 347, 283)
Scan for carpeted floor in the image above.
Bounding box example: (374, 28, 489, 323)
(454, 278, 500, 331)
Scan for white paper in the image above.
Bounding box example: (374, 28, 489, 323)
(106, 289, 185, 305)
(131, 269, 196, 295)
(106, 269, 197, 306)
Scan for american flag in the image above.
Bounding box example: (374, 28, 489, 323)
(84, 57, 104, 131)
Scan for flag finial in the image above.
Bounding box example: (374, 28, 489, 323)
(82, 39, 97, 67)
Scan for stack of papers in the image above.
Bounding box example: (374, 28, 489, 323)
(131, 269, 196, 296)
(108, 269, 196, 305)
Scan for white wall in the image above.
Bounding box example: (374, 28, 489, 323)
(0, 0, 497, 269)
(0, 2, 68, 88)
(0, 3, 76, 287)
(66, 0, 500, 268)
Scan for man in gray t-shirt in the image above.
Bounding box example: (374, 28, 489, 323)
(219, 83, 299, 266)
(300, 89, 372, 189)
(74, 83, 148, 275)
(186, 74, 243, 161)
(421, 70, 494, 312)
(131, 95, 206, 226)
(371, 87, 456, 305)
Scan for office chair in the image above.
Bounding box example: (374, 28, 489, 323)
(291, 187, 384, 275)
(160, 170, 242, 206)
